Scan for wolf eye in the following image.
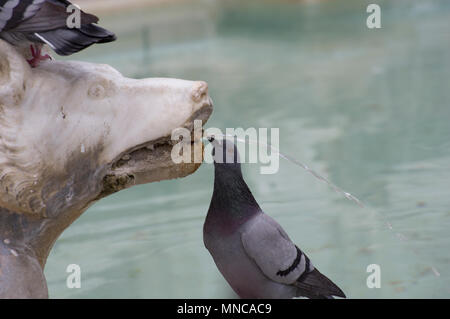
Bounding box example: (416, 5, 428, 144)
(88, 83, 107, 99)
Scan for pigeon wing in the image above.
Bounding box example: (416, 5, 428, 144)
(241, 213, 309, 285)
(10, 1, 98, 33)
(0, 0, 45, 32)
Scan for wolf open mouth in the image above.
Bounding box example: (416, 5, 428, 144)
(99, 102, 213, 198)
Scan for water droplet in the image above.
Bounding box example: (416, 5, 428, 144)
(431, 267, 441, 277)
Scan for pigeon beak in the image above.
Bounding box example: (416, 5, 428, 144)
(207, 136, 215, 143)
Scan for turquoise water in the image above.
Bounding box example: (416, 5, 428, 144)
(45, 0, 450, 298)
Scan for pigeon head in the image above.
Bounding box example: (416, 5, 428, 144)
(207, 137, 260, 214)
(208, 137, 242, 173)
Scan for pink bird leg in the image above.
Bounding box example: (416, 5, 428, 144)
(27, 45, 52, 67)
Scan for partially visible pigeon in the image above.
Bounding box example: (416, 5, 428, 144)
(203, 137, 346, 299)
(0, 0, 116, 67)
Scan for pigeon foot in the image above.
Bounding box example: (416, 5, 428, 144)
(27, 45, 52, 68)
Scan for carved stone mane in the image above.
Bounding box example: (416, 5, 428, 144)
(0, 42, 43, 216)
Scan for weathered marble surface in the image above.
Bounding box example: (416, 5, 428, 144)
(0, 39, 212, 298)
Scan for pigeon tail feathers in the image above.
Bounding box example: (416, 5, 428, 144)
(294, 268, 346, 299)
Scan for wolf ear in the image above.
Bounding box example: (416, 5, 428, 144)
(0, 40, 30, 106)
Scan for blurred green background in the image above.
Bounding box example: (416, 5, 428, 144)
(45, 0, 450, 298)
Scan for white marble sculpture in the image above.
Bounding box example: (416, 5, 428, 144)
(0, 39, 212, 298)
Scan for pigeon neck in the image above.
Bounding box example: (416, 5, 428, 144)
(210, 164, 261, 221)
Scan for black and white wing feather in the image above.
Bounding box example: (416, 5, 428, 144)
(0, 0, 116, 56)
(241, 214, 312, 285)
(0, 0, 46, 32)
(241, 213, 346, 299)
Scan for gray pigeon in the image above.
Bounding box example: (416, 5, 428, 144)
(0, 0, 116, 67)
(203, 138, 346, 299)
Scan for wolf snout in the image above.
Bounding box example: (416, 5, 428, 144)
(191, 81, 209, 103)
